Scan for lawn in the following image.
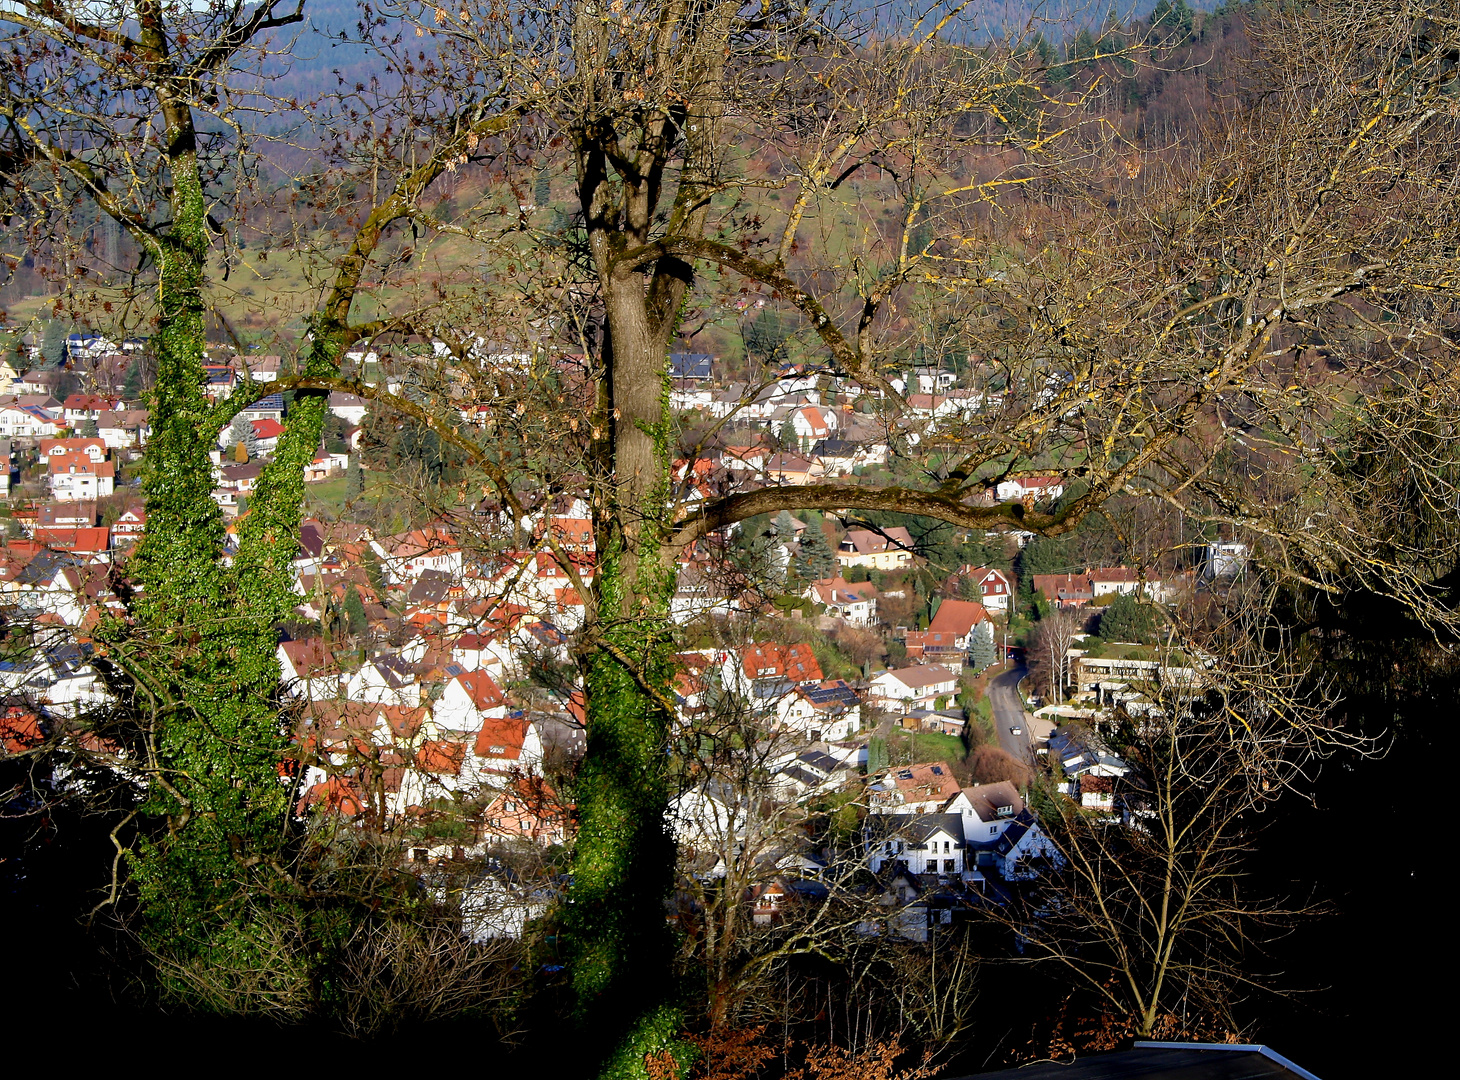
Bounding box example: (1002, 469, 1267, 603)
(888, 728, 967, 767)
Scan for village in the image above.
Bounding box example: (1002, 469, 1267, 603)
(0, 332, 1240, 944)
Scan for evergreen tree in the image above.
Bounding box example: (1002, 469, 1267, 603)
(345, 455, 365, 502)
(343, 585, 369, 636)
(1100, 592, 1159, 643)
(743, 307, 788, 366)
(121, 358, 142, 401)
(534, 167, 552, 208)
(40, 320, 68, 366)
(773, 509, 798, 539)
(778, 419, 799, 450)
(233, 440, 249, 463)
(794, 523, 836, 581)
(78, 418, 99, 438)
(968, 619, 996, 672)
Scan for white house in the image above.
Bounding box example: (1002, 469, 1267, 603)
(371, 527, 463, 586)
(0, 404, 61, 438)
(953, 565, 1012, 612)
(869, 664, 960, 711)
(462, 712, 544, 782)
(344, 655, 420, 707)
(995, 475, 1065, 503)
(48, 453, 115, 501)
(433, 669, 508, 736)
(328, 391, 369, 425)
(803, 575, 877, 626)
(866, 813, 967, 877)
(836, 527, 915, 570)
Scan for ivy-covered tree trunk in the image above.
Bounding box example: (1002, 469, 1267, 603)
(117, 54, 331, 982)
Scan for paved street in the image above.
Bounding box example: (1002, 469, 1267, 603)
(988, 663, 1035, 759)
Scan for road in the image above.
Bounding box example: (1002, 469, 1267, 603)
(988, 663, 1035, 760)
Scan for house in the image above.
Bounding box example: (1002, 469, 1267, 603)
(668, 352, 714, 380)
(237, 393, 285, 423)
(803, 575, 878, 626)
(37, 501, 97, 528)
(1088, 566, 1142, 597)
(96, 410, 151, 449)
(344, 654, 420, 707)
(809, 438, 860, 474)
(868, 760, 963, 814)
(481, 776, 571, 847)
(33, 526, 111, 563)
(944, 781, 1024, 843)
(901, 630, 963, 664)
(1033, 572, 1094, 608)
(964, 807, 1064, 880)
(866, 813, 967, 876)
(995, 475, 1065, 503)
(19, 369, 63, 395)
(39, 436, 107, 463)
(788, 680, 862, 742)
(836, 527, 915, 570)
(771, 748, 851, 800)
(62, 394, 124, 424)
(433, 669, 508, 736)
(371, 527, 463, 585)
(48, 452, 116, 501)
(869, 664, 960, 711)
(725, 641, 824, 696)
(0, 403, 61, 438)
(927, 598, 990, 650)
(1048, 726, 1129, 783)
(241, 354, 282, 381)
(763, 452, 818, 485)
(328, 391, 369, 425)
(108, 504, 146, 542)
(1204, 541, 1248, 579)
(464, 712, 544, 779)
(791, 405, 835, 446)
(199, 364, 238, 401)
(217, 462, 264, 493)
(950, 565, 1013, 612)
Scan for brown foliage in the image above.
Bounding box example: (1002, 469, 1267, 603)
(969, 744, 1031, 787)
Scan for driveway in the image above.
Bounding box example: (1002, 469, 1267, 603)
(988, 663, 1035, 759)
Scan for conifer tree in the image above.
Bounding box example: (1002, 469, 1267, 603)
(794, 522, 836, 582)
(968, 619, 996, 672)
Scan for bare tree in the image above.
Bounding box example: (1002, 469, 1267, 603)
(1029, 609, 1082, 705)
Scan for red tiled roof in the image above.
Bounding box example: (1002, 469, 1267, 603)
(473, 713, 529, 761)
(455, 669, 505, 711)
(740, 641, 824, 682)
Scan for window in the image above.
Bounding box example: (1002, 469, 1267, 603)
(943, 859, 955, 873)
(990, 826, 997, 835)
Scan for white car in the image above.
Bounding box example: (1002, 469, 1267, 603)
(1009, 726, 1023, 736)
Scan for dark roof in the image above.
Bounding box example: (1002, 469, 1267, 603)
(669, 353, 713, 379)
(864, 812, 966, 848)
(811, 438, 859, 457)
(955, 1043, 1320, 1080)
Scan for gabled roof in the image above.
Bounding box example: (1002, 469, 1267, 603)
(953, 780, 1024, 822)
(669, 352, 713, 379)
(929, 598, 989, 636)
(473, 713, 530, 761)
(740, 641, 824, 683)
(880, 664, 959, 689)
(865, 812, 966, 847)
(453, 669, 506, 711)
(841, 527, 915, 555)
(883, 761, 963, 804)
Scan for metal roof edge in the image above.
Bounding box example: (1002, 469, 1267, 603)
(1131, 1041, 1322, 1080)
